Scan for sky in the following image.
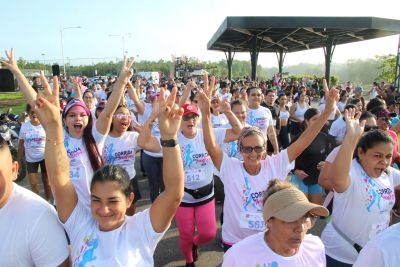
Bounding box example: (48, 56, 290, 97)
(2, 0, 399, 68)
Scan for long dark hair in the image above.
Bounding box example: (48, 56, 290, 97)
(63, 99, 104, 172)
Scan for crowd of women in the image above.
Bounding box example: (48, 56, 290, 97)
(1, 48, 400, 267)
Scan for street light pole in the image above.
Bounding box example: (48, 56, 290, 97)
(109, 33, 132, 59)
(60, 26, 81, 78)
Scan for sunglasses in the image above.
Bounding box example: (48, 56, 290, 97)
(113, 114, 131, 119)
(364, 125, 379, 132)
(240, 145, 265, 154)
(182, 114, 198, 121)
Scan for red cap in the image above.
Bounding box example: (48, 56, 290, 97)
(182, 103, 200, 117)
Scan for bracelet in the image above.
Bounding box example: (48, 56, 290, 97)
(46, 138, 63, 145)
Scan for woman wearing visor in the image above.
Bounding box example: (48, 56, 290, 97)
(222, 180, 329, 267)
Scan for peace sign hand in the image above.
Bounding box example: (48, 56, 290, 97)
(33, 74, 62, 131)
(118, 57, 135, 84)
(158, 86, 183, 139)
(1, 48, 20, 74)
(40, 72, 61, 110)
(323, 79, 339, 114)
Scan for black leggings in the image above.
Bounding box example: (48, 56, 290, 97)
(278, 125, 290, 149)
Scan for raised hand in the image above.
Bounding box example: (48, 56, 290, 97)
(40, 72, 60, 110)
(32, 79, 61, 131)
(344, 108, 365, 139)
(219, 99, 231, 114)
(197, 91, 211, 115)
(1, 48, 20, 73)
(158, 86, 183, 139)
(118, 57, 135, 84)
(323, 79, 339, 114)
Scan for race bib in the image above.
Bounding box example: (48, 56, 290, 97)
(239, 211, 266, 231)
(185, 168, 206, 186)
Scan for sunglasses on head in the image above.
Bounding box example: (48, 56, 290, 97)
(240, 145, 265, 154)
(113, 114, 131, 119)
(364, 125, 379, 132)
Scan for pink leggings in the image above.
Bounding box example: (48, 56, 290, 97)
(175, 199, 217, 263)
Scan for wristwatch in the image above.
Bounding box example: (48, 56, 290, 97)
(160, 139, 178, 147)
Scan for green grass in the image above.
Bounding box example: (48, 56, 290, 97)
(0, 92, 26, 115)
(0, 91, 24, 100)
(0, 103, 26, 115)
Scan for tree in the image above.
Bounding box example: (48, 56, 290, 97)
(375, 54, 396, 83)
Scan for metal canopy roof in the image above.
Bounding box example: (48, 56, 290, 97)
(207, 16, 400, 53)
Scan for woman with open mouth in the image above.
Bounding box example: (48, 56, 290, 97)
(102, 80, 163, 215)
(175, 84, 242, 266)
(199, 80, 338, 252)
(32, 84, 184, 266)
(321, 108, 400, 267)
(4, 49, 136, 209)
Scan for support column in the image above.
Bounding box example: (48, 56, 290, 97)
(250, 36, 260, 81)
(395, 34, 400, 91)
(276, 49, 286, 74)
(323, 37, 336, 87)
(224, 49, 235, 81)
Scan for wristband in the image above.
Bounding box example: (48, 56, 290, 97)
(160, 139, 178, 147)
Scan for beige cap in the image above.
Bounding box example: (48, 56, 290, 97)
(263, 187, 329, 222)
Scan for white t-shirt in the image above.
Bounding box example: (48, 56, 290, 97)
(94, 89, 107, 102)
(325, 146, 340, 163)
(219, 150, 294, 244)
(354, 223, 400, 267)
(246, 106, 273, 136)
(64, 126, 106, 208)
(103, 131, 140, 179)
(321, 160, 400, 264)
(90, 106, 97, 122)
(211, 113, 229, 128)
(64, 202, 165, 267)
(320, 103, 338, 121)
(328, 117, 347, 142)
(0, 184, 68, 267)
(222, 232, 326, 267)
(138, 102, 162, 158)
(19, 121, 46, 162)
(178, 128, 226, 204)
(337, 101, 346, 113)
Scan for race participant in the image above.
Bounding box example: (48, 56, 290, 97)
(222, 180, 329, 267)
(102, 101, 161, 215)
(246, 87, 279, 154)
(276, 93, 290, 149)
(289, 91, 310, 139)
(290, 108, 336, 205)
(210, 96, 228, 128)
(33, 82, 184, 266)
(3, 49, 134, 208)
(200, 80, 338, 251)
(321, 109, 400, 266)
(0, 137, 69, 266)
(17, 104, 52, 201)
(128, 80, 165, 202)
(176, 98, 242, 266)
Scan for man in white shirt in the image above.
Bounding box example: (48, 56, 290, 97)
(0, 137, 69, 266)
